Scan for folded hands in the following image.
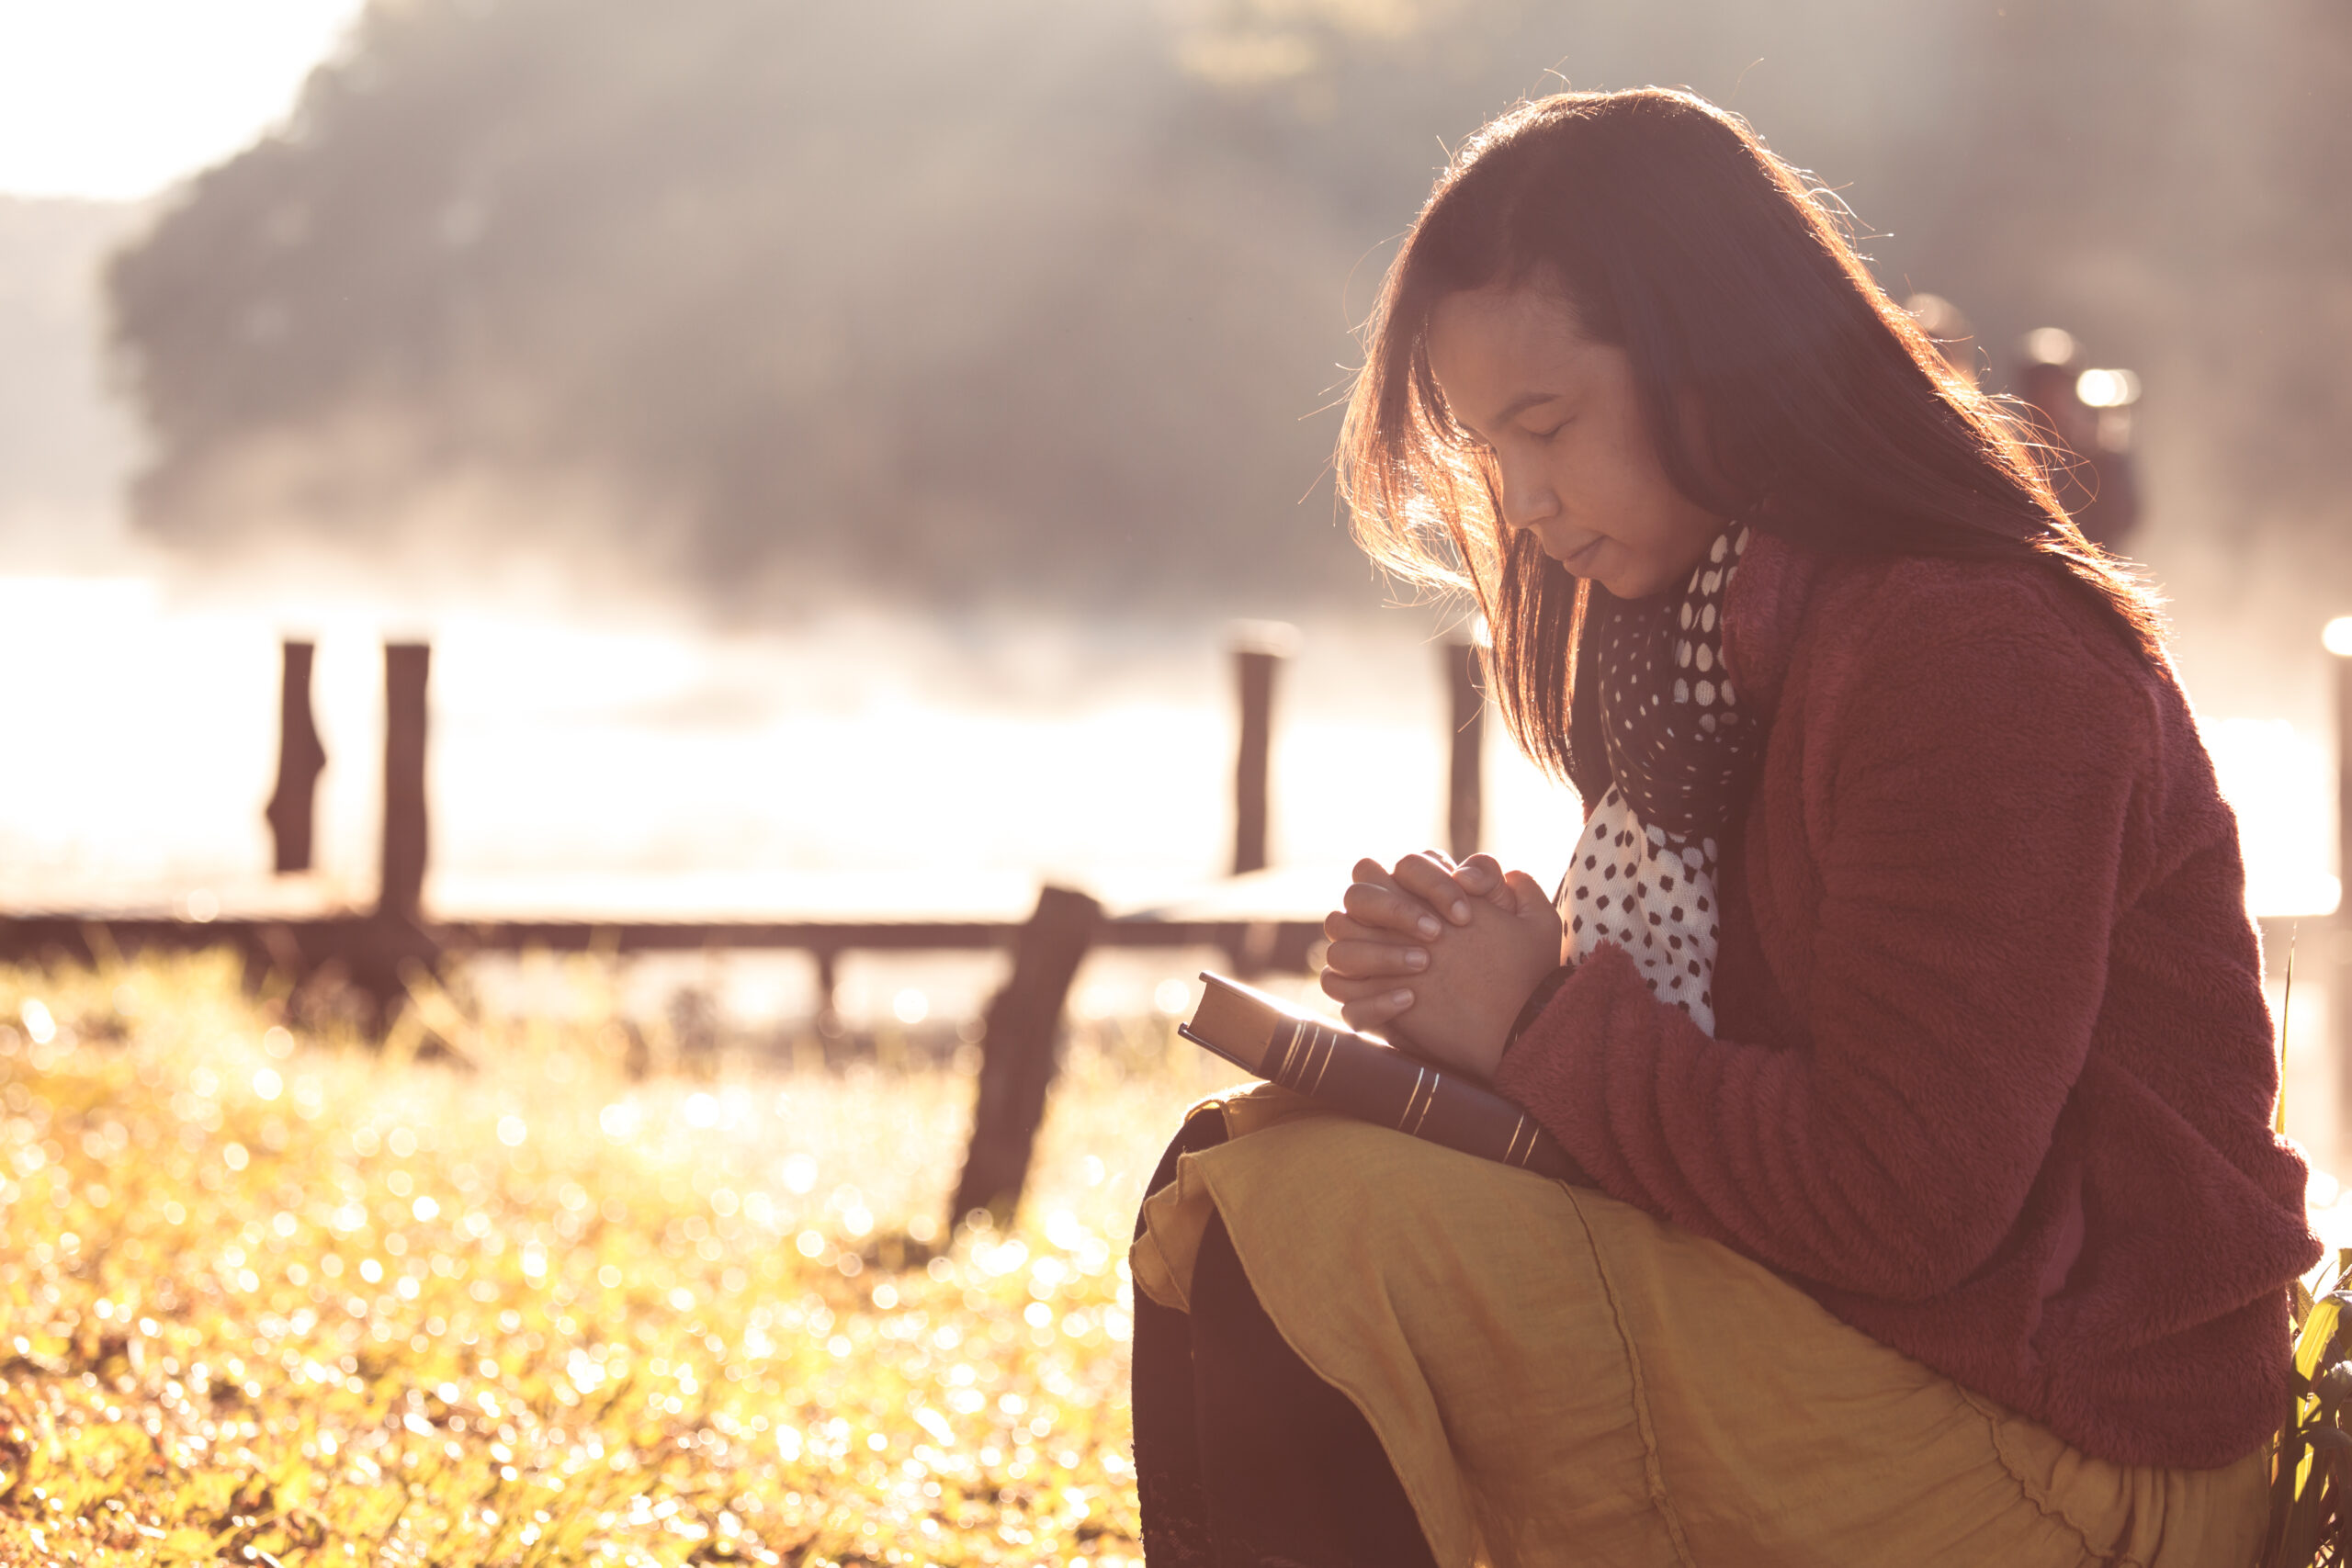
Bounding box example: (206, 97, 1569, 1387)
(1317, 851, 1563, 1084)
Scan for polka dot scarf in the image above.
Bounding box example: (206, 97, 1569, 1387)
(1555, 522, 1758, 1035)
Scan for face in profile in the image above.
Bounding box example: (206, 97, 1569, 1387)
(1426, 285, 1724, 601)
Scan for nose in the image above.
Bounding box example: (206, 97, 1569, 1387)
(1490, 450, 1556, 536)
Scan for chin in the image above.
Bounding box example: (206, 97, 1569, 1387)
(1593, 565, 1670, 601)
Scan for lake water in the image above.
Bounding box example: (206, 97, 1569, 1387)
(6, 571, 2335, 913)
(0, 574, 1604, 915)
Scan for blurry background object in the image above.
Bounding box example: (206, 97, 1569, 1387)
(55, 0, 2348, 624)
(378, 642, 432, 931)
(100, 0, 1383, 613)
(2014, 325, 2143, 556)
(1446, 630, 1490, 864)
(1227, 621, 1301, 877)
(264, 637, 327, 873)
(2332, 615, 2352, 1124)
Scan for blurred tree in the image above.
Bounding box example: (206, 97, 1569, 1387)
(107, 0, 1408, 613)
(106, 0, 2352, 616)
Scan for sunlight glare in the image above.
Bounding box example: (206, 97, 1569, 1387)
(0, 0, 368, 200)
(2204, 716, 2339, 917)
(2074, 368, 2141, 409)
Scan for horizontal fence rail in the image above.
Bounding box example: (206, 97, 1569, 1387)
(0, 912, 1323, 970)
(3, 627, 1493, 1223)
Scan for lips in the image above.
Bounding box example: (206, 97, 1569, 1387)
(1552, 535, 1606, 574)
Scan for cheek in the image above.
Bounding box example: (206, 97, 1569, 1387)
(1591, 407, 1687, 525)
(1609, 407, 1679, 494)
(1590, 453, 1707, 593)
(1565, 425, 1655, 522)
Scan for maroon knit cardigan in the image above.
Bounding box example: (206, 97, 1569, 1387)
(1494, 532, 2319, 1469)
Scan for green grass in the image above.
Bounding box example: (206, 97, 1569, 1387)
(0, 952, 1217, 1566)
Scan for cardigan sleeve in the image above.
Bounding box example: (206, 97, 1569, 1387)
(1493, 568, 2154, 1299)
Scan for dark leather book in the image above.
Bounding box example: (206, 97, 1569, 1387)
(1179, 971, 1589, 1185)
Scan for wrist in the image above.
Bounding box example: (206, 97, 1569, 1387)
(1502, 964, 1575, 1062)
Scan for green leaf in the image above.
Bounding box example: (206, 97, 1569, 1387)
(2300, 1298, 2344, 1383)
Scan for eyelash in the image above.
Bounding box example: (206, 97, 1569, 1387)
(1464, 420, 1569, 453)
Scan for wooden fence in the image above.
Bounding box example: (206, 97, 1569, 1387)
(0, 627, 1492, 1223)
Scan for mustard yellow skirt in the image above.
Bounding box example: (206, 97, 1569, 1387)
(1132, 1088, 2268, 1568)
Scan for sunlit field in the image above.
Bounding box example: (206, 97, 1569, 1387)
(0, 952, 1227, 1566)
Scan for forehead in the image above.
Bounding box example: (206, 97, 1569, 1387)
(1424, 285, 1600, 404)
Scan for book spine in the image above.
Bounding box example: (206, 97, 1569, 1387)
(1263, 1019, 1583, 1184)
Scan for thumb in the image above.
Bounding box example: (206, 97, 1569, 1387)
(1501, 869, 1552, 917)
(1453, 854, 1517, 911)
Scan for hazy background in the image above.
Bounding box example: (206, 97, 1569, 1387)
(3, 0, 2346, 946)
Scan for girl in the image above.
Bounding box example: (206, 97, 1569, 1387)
(1127, 87, 2317, 1567)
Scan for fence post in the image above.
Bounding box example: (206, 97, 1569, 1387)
(1230, 624, 1296, 876)
(949, 885, 1100, 1229)
(812, 948, 843, 1040)
(265, 639, 328, 874)
(379, 643, 432, 925)
(1445, 638, 1486, 863)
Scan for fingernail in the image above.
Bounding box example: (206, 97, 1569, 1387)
(1391, 989, 1413, 1007)
(1417, 916, 1441, 938)
(1451, 901, 1470, 923)
(1405, 948, 1428, 970)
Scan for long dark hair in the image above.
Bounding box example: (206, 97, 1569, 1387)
(1339, 87, 2162, 779)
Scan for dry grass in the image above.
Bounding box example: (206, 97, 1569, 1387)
(0, 951, 1222, 1566)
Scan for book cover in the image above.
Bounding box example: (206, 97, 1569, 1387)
(1179, 971, 1586, 1185)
